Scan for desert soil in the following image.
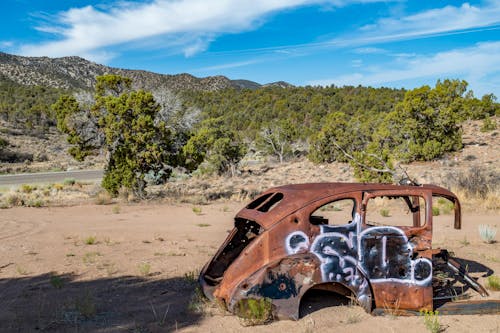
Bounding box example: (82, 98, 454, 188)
(0, 202, 498, 332)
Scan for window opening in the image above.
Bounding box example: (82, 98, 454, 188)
(365, 195, 426, 227)
(310, 198, 356, 226)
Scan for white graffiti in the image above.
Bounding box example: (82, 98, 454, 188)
(285, 230, 309, 254)
(285, 213, 432, 286)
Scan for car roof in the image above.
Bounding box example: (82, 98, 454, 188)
(235, 182, 458, 229)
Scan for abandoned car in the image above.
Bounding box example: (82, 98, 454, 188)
(200, 182, 499, 320)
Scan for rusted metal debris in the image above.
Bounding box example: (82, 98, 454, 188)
(199, 182, 499, 321)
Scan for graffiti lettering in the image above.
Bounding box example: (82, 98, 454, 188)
(285, 213, 432, 287)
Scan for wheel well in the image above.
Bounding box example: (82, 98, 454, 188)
(298, 283, 354, 318)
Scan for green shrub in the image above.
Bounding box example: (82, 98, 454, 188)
(480, 117, 497, 132)
(50, 275, 64, 289)
(436, 198, 454, 214)
(26, 199, 44, 208)
(235, 298, 274, 326)
(0, 137, 8, 149)
(420, 310, 441, 333)
(183, 117, 246, 177)
(63, 178, 76, 186)
(380, 209, 391, 217)
(432, 207, 440, 216)
(20, 184, 35, 193)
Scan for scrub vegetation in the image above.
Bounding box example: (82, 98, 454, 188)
(49, 74, 499, 195)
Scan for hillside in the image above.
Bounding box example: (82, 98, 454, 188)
(0, 52, 268, 92)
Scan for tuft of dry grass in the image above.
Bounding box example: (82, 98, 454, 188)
(343, 311, 362, 324)
(94, 191, 113, 205)
(74, 291, 96, 319)
(16, 265, 29, 275)
(192, 206, 202, 215)
(84, 235, 97, 245)
(380, 209, 391, 217)
(459, 236, 470, 246)
(6, 193, 23, 207)
(183, 270, 198, 284)
(82, 251, 101, 264)
(452, 188, 500, 211)
(138, 262, 151, 276)
(486, 275, 500, 291)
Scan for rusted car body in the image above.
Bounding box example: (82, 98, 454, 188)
(199, 183, 498, 319)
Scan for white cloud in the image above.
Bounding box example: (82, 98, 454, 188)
(337, 1, 500, 46)
(18, 0, 383, 62)
(308, 41, 500, 97)
(0, 41, 14, 49)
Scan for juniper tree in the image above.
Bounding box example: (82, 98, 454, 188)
(53, 74, 183, 196)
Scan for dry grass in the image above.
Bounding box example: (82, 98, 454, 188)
(452, 188, 500, 211)
(448, 167, 500, 211)
(94, 191, 113, 205)
(138, 262, 151, 276)
(486, 275, 500, 291)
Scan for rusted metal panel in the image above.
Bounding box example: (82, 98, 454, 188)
(371, 282, 432, 310)
(199, 182, 495, 322)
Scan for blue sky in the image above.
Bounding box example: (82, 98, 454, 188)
(1, 0, 499, 96)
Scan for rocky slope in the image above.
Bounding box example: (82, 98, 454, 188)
(0, 52, 276, 92)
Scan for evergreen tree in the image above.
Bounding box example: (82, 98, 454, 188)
(53, 74, 183, 196)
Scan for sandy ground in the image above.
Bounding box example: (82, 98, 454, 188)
(0, 202, 499, 332)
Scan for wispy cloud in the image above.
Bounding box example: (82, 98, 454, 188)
(17, 0, 384, 62)
(308, 41, 500, 97)
(336, 1, 500, 46)
(0, 41, 14, 49)
(352, 47, 386, 54)
(198, 1, 500, 57)
(195, 59, 262, 72)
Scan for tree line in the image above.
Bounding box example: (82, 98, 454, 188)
(0, 74, 65, 132)
(47, 74, 499, 195)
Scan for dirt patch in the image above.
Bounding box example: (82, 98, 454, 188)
(0, 202, 498, 332)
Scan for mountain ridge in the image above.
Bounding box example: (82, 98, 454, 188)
(0, 52, 293, 92)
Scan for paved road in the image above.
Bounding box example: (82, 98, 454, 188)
(0, 169, 103, 187)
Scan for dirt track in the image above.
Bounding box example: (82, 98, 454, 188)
(0, 202, 498, 332)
